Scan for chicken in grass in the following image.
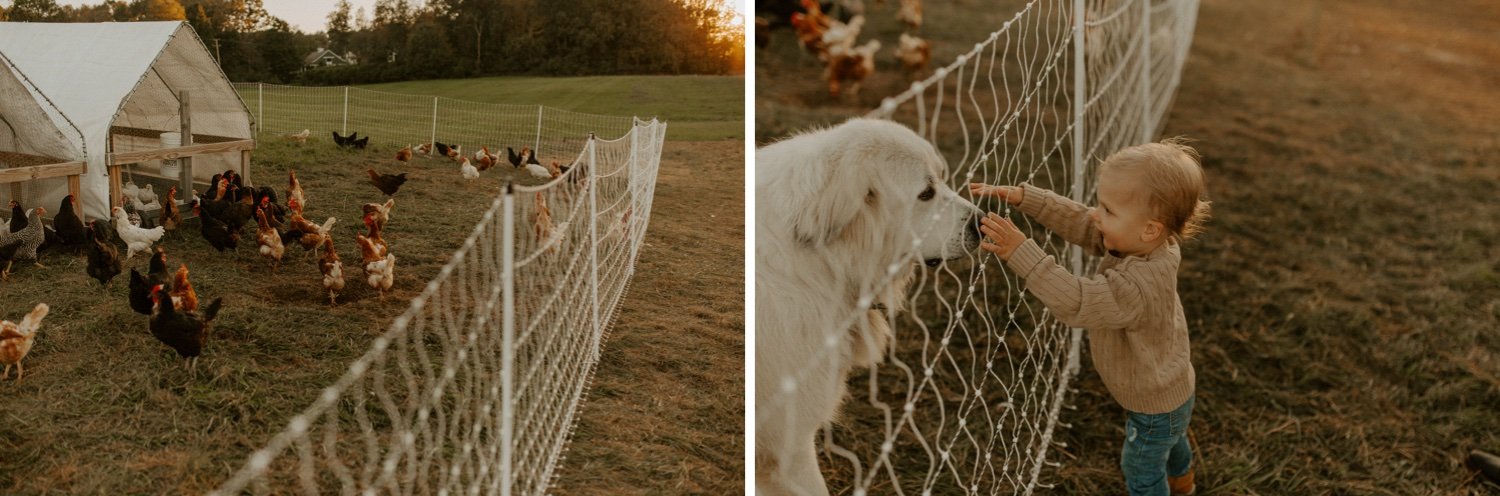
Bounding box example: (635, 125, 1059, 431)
(158, 186, 183, 234)
(435, 141, 452, 158)
(148, 285, 223, 374)
(255, 207, 285, 271)
(396, 144, 413, 163)
(85, 222, 121, 287)
(416, 143, 433, 156)
(0, 207, 47, 279)
(169, 263, 198, 312)
(791, 1, 832, 59)
(446, 144, 462, 160)
(460, 157, 480, 180)
(826, 39, 882, 98)
(319, 238, 345, 305)
(362, 198, 394, 233)
(193, 201, 239, 252)
(895, 33, 932, 79)
(0, 303, 50, 381)
(49, 195, 86, 247)
(547, 161, 563, 179)
(897, 0, 923, 30)
(127, 254, 176, 317)
(285, 128, 311, 144)
(362, 214, 389, 258)
(475, 146, 497, 171)
(110, 206, 165, 260)
(821, 15, 865, 54)
(356, 233, 396, 299)
(534, 193, 559, 254)
(287, 211, 337, 260)
(287, 170, 306, 214)
(367, 168, 409, 196)
(332, 131, 356, 148)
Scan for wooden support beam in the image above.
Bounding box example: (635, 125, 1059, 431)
(107, 139, 256, 165)
(180, 90, 194, 195)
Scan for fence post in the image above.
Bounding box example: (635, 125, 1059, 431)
(587, 134, 602, 360)
(499, 183, 516, 496)
(533, 106, 544, 155)
(257, 83, 263, 135)
(1139, 0, 1153, 143)
(431, 97, 439, 148)
(1070, 0, 1086, 276)
(342, 86, 350, 135)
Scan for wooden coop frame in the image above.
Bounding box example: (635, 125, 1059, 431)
(0, 151, 85, 221)
(105, 90, 256, 210)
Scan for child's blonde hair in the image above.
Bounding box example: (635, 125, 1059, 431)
(1101, 137, 1211, 240)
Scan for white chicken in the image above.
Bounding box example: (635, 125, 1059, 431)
(366, 254, 395, 298)
(111, 206, 165, 260)
(122, 181, 140, 204)
(524, 161, 552, 179)
(821, 15, 865, 53)
(460, 157, 480, 180)
(136, 183, 158, 206)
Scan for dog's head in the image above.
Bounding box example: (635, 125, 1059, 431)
(775, 118, 980, 267)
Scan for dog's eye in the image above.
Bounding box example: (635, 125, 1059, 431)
(918, 186, 935, 201)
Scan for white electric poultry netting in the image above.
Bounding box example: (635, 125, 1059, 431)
(208, 109, 665, 494)
(231, 83, 637, 166)
(759, 0, 1199, 494)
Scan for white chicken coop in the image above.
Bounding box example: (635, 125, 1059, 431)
(0, 21, 255, 221)
(0, 49, 85, 221)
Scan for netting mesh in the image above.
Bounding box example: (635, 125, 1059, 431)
(0, 50, 85, 222)
(208, 113, 665, 494)
(758, 0, 1198, 493)
(233, 83, 636, 168)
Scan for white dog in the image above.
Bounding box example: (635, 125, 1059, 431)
(756, 118, 981, 495)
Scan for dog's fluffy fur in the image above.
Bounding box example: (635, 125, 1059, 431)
(756, 119, 980, 495)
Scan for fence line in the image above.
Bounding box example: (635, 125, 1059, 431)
(212, 83, 666, 494)
(232, 82, 638, 166)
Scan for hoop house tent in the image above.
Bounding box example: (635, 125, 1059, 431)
(0, 50, 87, 221)
(0, 21, 255, 220)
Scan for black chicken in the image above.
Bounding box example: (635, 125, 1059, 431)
(146, 247, 171, 287)
(366, 169, 408, 196)
(194, 203, 239, 252)
(332, 131, 355, 148)
(436, 141, 452, 157)
(128, 269, 156, 315)
(148, 285, 223, 373)
(54, 195, 87, 246)
(7, 200, 25, 233)
(86, 224, 121, 287)
(506, 147, 521, 167)
(352, 135, 369, 149)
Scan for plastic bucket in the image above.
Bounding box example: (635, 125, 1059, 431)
(159, 132, 182, 176)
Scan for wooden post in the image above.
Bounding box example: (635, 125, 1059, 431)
(179, 90, 193, 195)
(68, 175, 82, 223)
(240, 149, 251, 188)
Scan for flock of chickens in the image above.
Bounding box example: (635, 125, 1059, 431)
(761, 0, 930, 98)
(0, 131, 580, 379)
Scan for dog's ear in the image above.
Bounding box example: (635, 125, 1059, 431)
(789, 155, 872, 247)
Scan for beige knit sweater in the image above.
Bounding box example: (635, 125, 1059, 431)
(1004, 183, 1195, 414)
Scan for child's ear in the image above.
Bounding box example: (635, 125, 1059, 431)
(1142, 220, 1165, 243)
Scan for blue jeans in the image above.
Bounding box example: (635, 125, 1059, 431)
(1121, 395, 1195, 496)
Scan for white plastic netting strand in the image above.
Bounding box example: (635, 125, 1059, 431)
(209, 86, 665, 493)
(758, 0, 1198, 494)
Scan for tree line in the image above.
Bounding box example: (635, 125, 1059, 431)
(0, 0, 744, 84)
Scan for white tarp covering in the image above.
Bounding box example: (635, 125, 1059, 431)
(0, 21, 252, 219)
(0, 51, 82, 164)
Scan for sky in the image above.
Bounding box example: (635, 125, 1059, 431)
(40, 0, 748, 34)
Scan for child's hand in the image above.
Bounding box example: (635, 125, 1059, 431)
(979, 212, 1027, 261)
(967, 183, 1024, 206)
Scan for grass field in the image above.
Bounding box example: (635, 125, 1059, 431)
(360, 75, 745, 142)
(0, 76, 744, 493)
(758, 0, 1499, 494)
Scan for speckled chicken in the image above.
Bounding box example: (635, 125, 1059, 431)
(0, 207, 47, 280)
(0, 303, 50, 381)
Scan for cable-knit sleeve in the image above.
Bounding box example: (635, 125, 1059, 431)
(1016, 183, 1107, 257)
(1005, 239, 1145, 331)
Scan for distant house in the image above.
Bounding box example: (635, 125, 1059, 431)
(303, 48, 356, 69)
